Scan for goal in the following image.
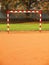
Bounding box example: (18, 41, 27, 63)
(7, 10, 42, 33)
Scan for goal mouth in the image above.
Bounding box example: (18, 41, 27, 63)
(6, 10, 42, 33)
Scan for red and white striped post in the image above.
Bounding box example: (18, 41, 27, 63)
(7, 10, 42, 33)
(7, 11, 10, 33)
(39, 10, 42, 32)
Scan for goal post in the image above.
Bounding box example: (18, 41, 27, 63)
(7, 10, 42, 33)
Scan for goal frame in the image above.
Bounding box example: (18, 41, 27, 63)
(7, 10, 42, 33)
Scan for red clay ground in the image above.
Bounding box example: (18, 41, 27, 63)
(0, 31, 49, 65)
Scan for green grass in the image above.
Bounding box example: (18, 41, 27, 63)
(0, 23, 49, 31)
(42, 23, 49, 30)
(0, 24, 7, 31)
(10, 23, 39, 31)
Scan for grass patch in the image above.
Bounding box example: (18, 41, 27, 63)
(0, 23, 49, 31)
(0, 24, 7, 31)
(42, 23, 49, 30)
(10, 23, 38, 31)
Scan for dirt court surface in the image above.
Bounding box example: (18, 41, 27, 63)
(0, 31, 49, 65)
